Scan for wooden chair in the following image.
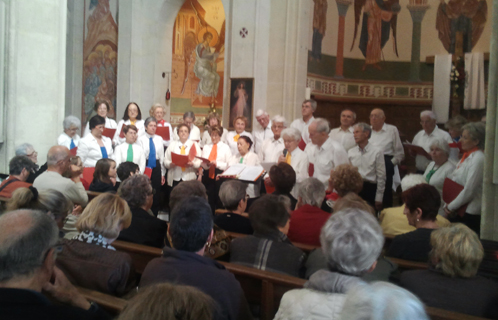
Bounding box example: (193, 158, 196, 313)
(77, 286, 127, 315)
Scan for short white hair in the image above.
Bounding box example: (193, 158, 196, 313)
(15, 143, 34, 156)
(298, 178, 325, 207)
(272, 115, 287, 127)
(430, 138, 450, 156)
(320, 208, 384, 275)
(400, 174, 427, 192)
(420, 110, 437, 120)
(255, 109, 268, 117)
(339, 282, 429, 320)
(281, 128, 302, 142)
(314, 118, 330, 134)
(353, 122, 372, 138)
(63, 115, 81, 130)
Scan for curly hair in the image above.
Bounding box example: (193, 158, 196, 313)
(330, 164, 363, 197)
(118, 174, 152, 209)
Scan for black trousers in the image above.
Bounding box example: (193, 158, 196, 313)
(449, 213, 481, 237)
(201, 168, 223, 215)
(359, 181, 377, 209)
(148, 161, 162, 216)
(383, 155, 394, 208)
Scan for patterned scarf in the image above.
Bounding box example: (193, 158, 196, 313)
(73, 230, 116, 250)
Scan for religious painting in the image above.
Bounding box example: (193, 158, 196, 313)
(310, 0, 328, 62)
(171, 0, 225, 125)
(82, 0, 118, 125)
(228, 78, 253, 131)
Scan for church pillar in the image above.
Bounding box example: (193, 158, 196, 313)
(334, 0, 352, 79)
(407, 3, 429, 82)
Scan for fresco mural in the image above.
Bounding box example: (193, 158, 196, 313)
(82, 0, 118, 124)
(171, 0, 225, 126)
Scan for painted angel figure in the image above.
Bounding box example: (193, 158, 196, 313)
(351, 0, 401, 70)
(194, 32, 220, 102)
(436, 0, 487, 54)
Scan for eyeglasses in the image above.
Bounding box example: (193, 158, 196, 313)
(26, 151, 38, 157)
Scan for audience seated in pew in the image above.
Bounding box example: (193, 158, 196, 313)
(15, 143, 47, 184)
(56, 193, 137, 297)
(401, 223, 498, 319)
(269, 162, 298, 210)
(214, 180, 253, 235)
(274, 208, 384, 320)
(139, 196, 253, 320)
(230, 194, 306, 278)
(89, 159, 118, 193)
(115, 161, 139, 189)
(323, 163, 363, 212)
(0, 156, 36, 198)
(117, 174, 167, 248)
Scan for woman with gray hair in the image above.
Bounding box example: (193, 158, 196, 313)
(423, 138, 455, 216)
(287, 177, 330, 246)
(444, 122, 485, 234)
(278, 127, 309, 198)
(213, 180, 253, 234)
(58, 115, 81, 151)
(15, 143, 45, 183)
(173, 111, 201, 141)
(274, 208, 384, 320)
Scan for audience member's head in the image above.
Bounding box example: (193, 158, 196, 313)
(445, 115, 468, 140)
(169, 181, 208, 213)
(329, 164, 363, 197)
(339, 282, 428, 320)
(402, 184, 440, 225)
(46, 146, 71, 174)
(117, 283, 214, 320)
(461, 122, 485, 150)
(8, 155, 36, 180)
(118, 174, 153, 210)
(333, 193, 375, 215)
(249, 195, 290, 236)
(430, 223, 484, 278)
(7, 187, 72, 229)
(269, 162, 296, 194)
(168, 197, 213, 253)
(15, 143, 38, 164)
(298, 177, 325, 208)
(320, 208, 384, 276)
(400, 174, 426, 192)
(219, 180, 248, 211)
(93, 158, 116, 184)
(116, 161, 139, 182)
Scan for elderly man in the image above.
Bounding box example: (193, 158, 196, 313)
(369, 108, 404, 208)
(329, 109, 356, 151)
(0, 156, 37, 198)
(290, 99, 316, 145)
(348, 123, 386, 210)
(16, 143, 47, 184)
(412, 110, 453, 172)
(33, 146, 88, 206)
(258, 115, 286, 162)
(305, 118, 348, 187)
(0, 210, 110, 320)
(253, 110, 273, 154)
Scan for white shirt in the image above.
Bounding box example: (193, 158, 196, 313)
(224, 131, 254, 156)
(77, 134, 114, 167)
(164, 140, 202, 187)
(423, 160, 456, 216)
(200, 129, 228, 148)
(138, 133, 166, 176)
(113, 119, 145, 146)
(369, 123, 405, 166)
(412, 126, 453, 171)
(447, 150, 484, 215)
(228, 151, 261, 198)
(285, 147, 310, 198)
(57, 133, 80, 149)
(348, 143, 386, 202)
(290, 116, 315, 145)
(253, 120, 274, 154)
(329, 126, 356, 151)
(84, 117, 118, 137)
(304, 138, 349, 187)
(173, 125, 201, 142)
(258, 136, 285, 163)
(200, 141, 232, 171)
(114, 142, 146, 174)
(156, 121, 174, 148)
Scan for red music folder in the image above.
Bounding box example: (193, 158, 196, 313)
(403, 142, 431, 160)
(102, 128, 116, 139)
(298, 138, 306, 151)
(119, 124, 126, 138)
(82, 167, 95, 185)
(156, 127, 170, 141)
(144, 167, 152, 178)
(69, 147, 78, 156)
(443, 178, 468, 217)
(172, 153, 189, 167)
(308, 163, 314, 177)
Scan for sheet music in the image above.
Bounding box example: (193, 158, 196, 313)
(220, 164, 246, 177)
(261, 162, 276, 173)
(238, 165, 264, 181)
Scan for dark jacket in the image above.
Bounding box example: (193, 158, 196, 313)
(56, 240, 136, 296)
(0, 288, 111, 320)
(26, 162, 47, 184)
(273, 190, 298, 210)
(140, 247, 252, 320)
(214, 212, 253, 235)
(88, 180, 117, 193)
(386, 228, 435, 262)
(117, 207, 167, 248)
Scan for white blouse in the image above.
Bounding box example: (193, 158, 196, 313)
(58, 133, 80, 149)
(200, 141, 232, 172)
(114, 142, 146, 174)
(84, 117, 118, 137)
(77, 134, 114, 168)
(173, 125, 201, 142)
(164, 140, 202, 187)
(138, 133, 166, 176)
(423, 160, 456, 216)
(113, 119, 145, 146)
(228, 151, 261, 198)
(286, 147, 310, 198)
(224, 131, 254, 156)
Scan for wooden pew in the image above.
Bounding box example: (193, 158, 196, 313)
(224, 231, 320, 254)
(77, 286, 127, 315)
(426, 306, 491, 320)
(86, 190, 102, 202)
(386, 256, 429, 271)
(112, 240, 162, 274)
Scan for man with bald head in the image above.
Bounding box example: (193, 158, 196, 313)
(33, 146, 88, 206)
(0, 210, 110, 319)
(369, 108, 404, 208)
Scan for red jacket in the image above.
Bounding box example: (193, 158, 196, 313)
(0, 177, 31, 198)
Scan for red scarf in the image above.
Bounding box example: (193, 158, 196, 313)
(157, 119, 165, 126)
(458, 147, 479, 168)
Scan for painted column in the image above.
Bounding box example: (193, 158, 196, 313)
(335, 0, 352, 78)
(407, 3, 429, 82)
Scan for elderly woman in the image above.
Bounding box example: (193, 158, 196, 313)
(16, 143, 45, 183)
(117, 174, 167, 248)
(229, 136, 261, 200)
(77, 115, 114, 167)
(269, 162, 298, 209)
(139, 196, 252, 320)
(387, 184, 440, 262)
(114, 102, 145, 146)
(83, 101, 118, 136)
(257, 115, 286, 162)
(56, 193, 136, 296)
(225, 116, 254, 156)
(274, 208, 384, 319)
(149, 103, 173, 147)
(200, 112, 228, 148)
(444, 122, 485, 235)
(198, 125, 232, 213)
(230, 194, 305, 277)
(324, 163, 364, 212)
(401, 224, 498, 318)
(114, 125, 146, 174)
(164, 123, 202, 188)
(278, 127, 309, 198)
(423, 139, 455, 216)
(214, 180, 252, 234)
(288, 178, 331, 246)
(89, 158, 117, 193)
(445, 114, 468, 143)
(58, 116, 81, 151)
(173, 111, 201, 142)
